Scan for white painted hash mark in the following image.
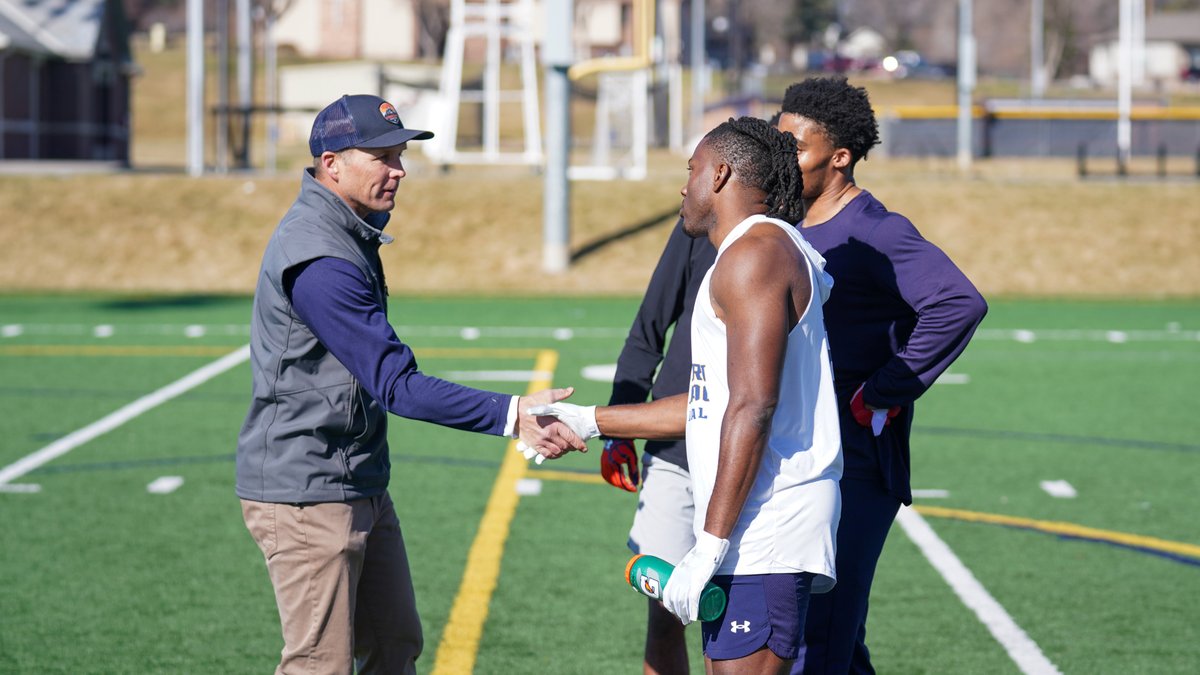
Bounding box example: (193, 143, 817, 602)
(581, 364, 618, 382)
(147, 476, 184, 494)
(911, 489, 951, 499)
(515, 478, 543, 496)
(0, 483, 41, 493)
(896, 506, 1061, 675)
(1039, 480, 1077, 498)
(935, 372, 970, 385)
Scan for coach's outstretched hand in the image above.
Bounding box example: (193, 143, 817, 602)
(516, 388, 588, 462)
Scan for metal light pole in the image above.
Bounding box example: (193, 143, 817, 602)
(1031, 0, 1045, 98)
(1117, 0, 1132, 173)
(690, 0, 706, 144)
(186, 0, 205, 177)
(216, 0, 229, 171)
(236, 0, 253, 168)
(957, 0, 975, 171)
(264, 4, 278, 174)
(542, 0, 574, 273)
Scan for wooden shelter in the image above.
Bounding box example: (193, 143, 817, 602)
(0, 0, 133, 162)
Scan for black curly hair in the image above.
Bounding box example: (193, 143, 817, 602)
(781, 77, 880, 164)
(704, 116, 805, 225)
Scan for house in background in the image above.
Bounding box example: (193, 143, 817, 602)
(1090, 11, 1200, 89)
(272, 0, 654, 63)
(0, 0, 133, 162)
(273, 0, 420, 61)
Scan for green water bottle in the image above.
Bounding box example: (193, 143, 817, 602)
(624, 554, 727, 622)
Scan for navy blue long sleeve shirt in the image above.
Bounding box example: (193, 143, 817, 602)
(802, 191, 987, 504)
(284, 256, 513, 435)
(608, 219, 716, 469)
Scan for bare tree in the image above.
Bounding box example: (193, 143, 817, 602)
(415, 0, 450, 60)
(840, 0, 943, 51)
(1044, 0, 1118, 79)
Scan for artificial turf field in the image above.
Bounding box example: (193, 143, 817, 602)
(0, 293, 1197, 674)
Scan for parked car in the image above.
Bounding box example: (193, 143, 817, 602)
(881, 50, 953, 79)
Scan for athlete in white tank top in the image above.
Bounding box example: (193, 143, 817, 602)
(686, 215, 842, 589)
(524, 120, 844, 667)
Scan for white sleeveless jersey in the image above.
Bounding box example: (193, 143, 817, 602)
(686, 215, 843, 590)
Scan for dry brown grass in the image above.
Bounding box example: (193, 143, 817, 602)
(2, 42, 1196, 298)
(1, 152, 1197, 298)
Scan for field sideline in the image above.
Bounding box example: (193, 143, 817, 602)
(1, 294, 1198, 673)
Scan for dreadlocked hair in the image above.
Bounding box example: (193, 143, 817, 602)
(781, 77, 880, 164)
(704, 116, 805, 225)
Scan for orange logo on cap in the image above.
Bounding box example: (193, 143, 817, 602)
(379, 102, 400, 125)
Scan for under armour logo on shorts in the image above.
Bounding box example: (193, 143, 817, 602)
(730, 620, 751, 633)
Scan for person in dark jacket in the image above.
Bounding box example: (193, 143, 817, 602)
(603, 219, 714, 674)
(236, 94, 582, 675)
(775, 77, 988, 674)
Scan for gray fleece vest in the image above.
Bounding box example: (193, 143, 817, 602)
(236, 169, 392, 503)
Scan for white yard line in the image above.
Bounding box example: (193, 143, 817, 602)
(0, 345, 250, 487)
(440, 370, 553, 382)
(5, 323, 1198, 343)
(896, 506, 1061, 675)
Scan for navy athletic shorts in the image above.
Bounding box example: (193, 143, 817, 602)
(701, 572, 815, 661)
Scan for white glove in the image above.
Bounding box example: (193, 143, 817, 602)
(526, 403, 600, 442)
(661, 530, 729, 625)
(514, 440, 546, 465)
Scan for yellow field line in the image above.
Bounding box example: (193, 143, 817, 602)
(883, 105, 1200, 121)
(528, 473, 1199, 559)
(914, 505, 1200, 560)
(0, 345, 542, 359)
(431, 349, 558, 675)
(528, 468, 607, 486)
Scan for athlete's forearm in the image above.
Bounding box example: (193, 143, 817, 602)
(595, 393, 687, 440)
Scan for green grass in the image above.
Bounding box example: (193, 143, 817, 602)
(1, 294, 1198, 673)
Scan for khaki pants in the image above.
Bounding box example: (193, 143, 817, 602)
(242, 494, 422, 675)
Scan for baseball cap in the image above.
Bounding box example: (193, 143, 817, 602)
(309, 94, 434, 156)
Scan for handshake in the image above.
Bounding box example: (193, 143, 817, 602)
(515, 388, 686, 491)
(513, 389, 599, 464)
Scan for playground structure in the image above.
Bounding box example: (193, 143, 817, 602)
(427, 0, 543, 166)
(181, 0, 696, 184)
(431, 0, 686, 181)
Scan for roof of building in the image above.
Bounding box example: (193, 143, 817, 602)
(0, 0, 108, 59)
(1146, 11, 1200, 45)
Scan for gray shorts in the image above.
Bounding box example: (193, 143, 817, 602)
(627, 453, 695, 565)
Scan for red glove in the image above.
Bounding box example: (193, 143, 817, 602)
(601, 439, 640, 492)
(850, 383, 900, 432)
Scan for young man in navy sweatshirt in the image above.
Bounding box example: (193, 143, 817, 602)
(776, 78, 988, 674)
